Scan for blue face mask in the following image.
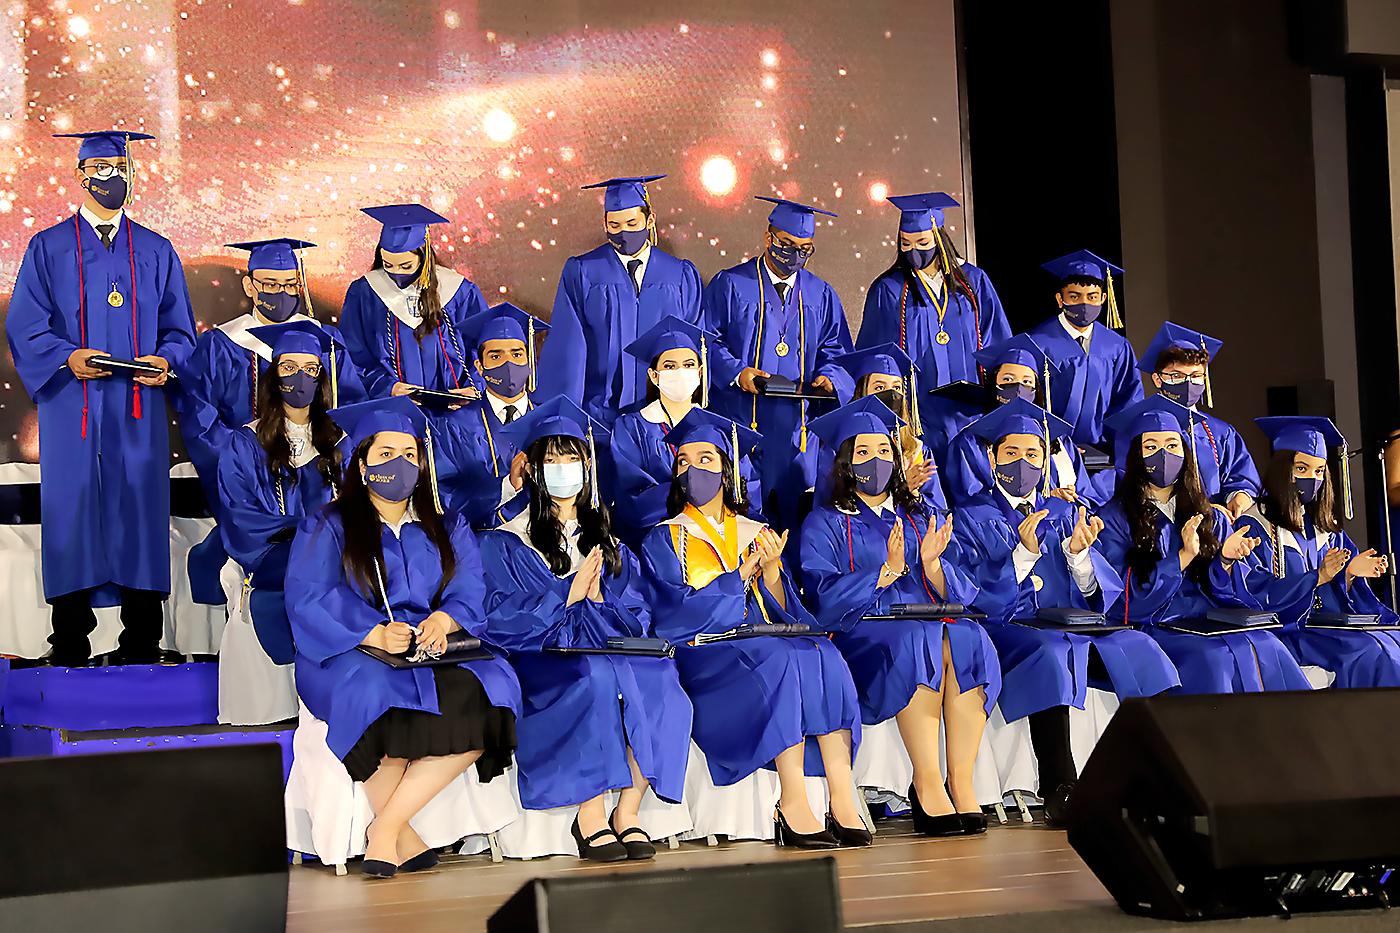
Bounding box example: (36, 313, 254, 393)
(994, 456, 1042, 499)
(386, 270, 419, 289)
(86, 173, 127, 210)
(679, 465, 724, 508)
(1143, 448, 1185, 487)
(902, 246, 937, 271)
(767, 241, 808, 278)
(255, 290, 300, 323)
(1061, 302, 1102, 327)
(278, 370, 318, 408)
(853, 456, 895, 497)
(995, 384, 1036, 406)
(482, 360, 530, 399)
(1295, 476, 1322, 504)
(608, 227, 650, 257)
(1158, 380, 1206, 409)
(364, 455, 420, 503)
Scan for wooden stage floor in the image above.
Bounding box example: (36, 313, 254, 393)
(285, 817, 1113, 932)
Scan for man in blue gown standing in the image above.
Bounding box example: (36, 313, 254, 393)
(6, 130, 197, 665)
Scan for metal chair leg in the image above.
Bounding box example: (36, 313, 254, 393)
(993, 802, 1009, 824)
(705, 834, 718, 847)
(488, 832, 503, 863)
(1011, 790, 1033, 823)
(666, 835, 679, 850)
(334, 864, 347, 877)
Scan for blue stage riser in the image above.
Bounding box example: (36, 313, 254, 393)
(0, 724, 293, 781)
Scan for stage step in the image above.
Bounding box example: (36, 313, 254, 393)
(0, 720, 294, 778)
(0, 661, 218, 731)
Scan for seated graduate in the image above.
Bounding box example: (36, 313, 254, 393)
(799, 398, 998, 837)
(216, 322, 345, 666)
(285, 397, 520, 879)
(952, 399, 1179, 824)
(610, 314, 763, 546)
(434, 302, 548, 530)
(856, 192, 1009, 390)
(479, 397, 692, 862)
(1233, 417, 1398, 687)
(638, 410, 866, 849)
(1135, 322, 1261, 518)
(534, 175, 703, 424)
(1094, 397, 1310, 695)
(1024, 250, 1142, 452)
(339, 203, 486, 405)
(943, 334, 1098, 508)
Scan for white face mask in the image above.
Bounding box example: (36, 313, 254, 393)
(655, 369, 701, 403)
(541, 461, 586, 499)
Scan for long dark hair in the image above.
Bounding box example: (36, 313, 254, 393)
(332, 435, 456, 605)
(1260, 449, 1341, 535)
(882, 226, 980, 329)
(524, 435, 622, 577)
(1119, 442, 1220, 583)
(665, 445, 750, 518)
(253, 360, 342, 487)
(830, 435, 922, 515)
(642, 350, 703, 406)
(371, 245, 445, 340)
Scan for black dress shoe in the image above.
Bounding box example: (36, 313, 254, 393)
(609, 814, 656, 860)
(908, 784, 966, 838)
(773, 808, 840, 849)
(945, 782, 987, 836)
(571, 815, 628, 862)
(825, 813, 873, 847)
(398, 848, 440, 872)
(1043, 782, 1076, 827)
(361, 859, 397, 879)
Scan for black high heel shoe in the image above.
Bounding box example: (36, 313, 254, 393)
(825, 813, 873, 847)
(946, 782, 987, 836)
(908, 784, 965, 838)
(571, 814, 628, 862)
(773, 807, 839, 849)
(609, 812, 656, 861)
(398, 848, 440, 872)
(360, 859, 398, 879)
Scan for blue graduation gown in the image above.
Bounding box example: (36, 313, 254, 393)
(1026, 317, 1143, 450)
(6, 214, 196, 601)
(954, 494, 1180, 721)
(534, 244, 703, 424)
(286, 508, 521, 761)
(799, 501, 1000, 724)
(1234, 513, 1400, 688)
(1098, 410, 1262, 507)
(704, 258, 855, 529)
(639, 511, 861, 784)
(434, 396, 531, 530)
(480, 523, 692, 809)
(339, 267, 488, 398)
(920, 396, 982, 474)
(943, 426, 1098, 509)
(1094, 503, 1310, 694)
(810, 436, 948, 513)
(856, 263, 1009, 389)
(608, 399, 763, 547)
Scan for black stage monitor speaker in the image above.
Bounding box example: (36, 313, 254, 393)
(487, 857, 841, 933)
(1068, 691, 1400, 921)
(0, 744, 288, 932)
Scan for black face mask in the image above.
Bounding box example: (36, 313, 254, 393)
(873, 388, 904, 416)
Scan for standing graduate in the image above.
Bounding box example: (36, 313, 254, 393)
(609, 315, 763, 545)
(434, 302, 547, 530)
(1026, 250, 1142, 451)
(339, 203, 486, 403)
(534, 175, 703, 424)
(799, 398, 998, 837)
(286, 397, 520, 878)
(952, 400, 1179, 822)
(1094, 398, 1311, 695)
(856, 193, 1009, 390)
(1233, 417, 1399, 687)
(480, 398, 692, 862)
(704, 196, 856, 532)
(639, 412, 867, 849)
(7, 130, 196, 666)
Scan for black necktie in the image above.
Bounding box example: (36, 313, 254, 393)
(503, 404, 519, 424)
(775, 282, 790, 304)
(1016, 502, 1035, 518)
(1077, 334, 1089, 354)
(626, 260, 642, 295)
(96, 223, 115, 249)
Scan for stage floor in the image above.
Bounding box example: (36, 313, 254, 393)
(285, 817, 1113, 932)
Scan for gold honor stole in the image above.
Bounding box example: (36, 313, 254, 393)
(669, 505, 775, 626)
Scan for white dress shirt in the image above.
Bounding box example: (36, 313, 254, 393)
(616, 242, 652, 291)
(999, 488, 1098, 594)
(1058, 313, 1095, 352)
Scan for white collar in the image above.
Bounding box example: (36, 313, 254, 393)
(1243, 506, 1328, 553)
(1152, 496, 1177, 522)
(760, 256, 798, 291)
(658, 509, 766, 569)
(486, 390, 529, 424)
(640, 397, 693, 426)
(364, 267, 466, 329)
(1058, 313, 1094, 341)
(79, 204, 125, 237)
(380, 502, 420, 538)
(217, 311, 319, 362)
(914, 267, 944, 295)
(496, 509, 586, 575)
(998, 486, 1036, 512)
(836, 494, 895, 517)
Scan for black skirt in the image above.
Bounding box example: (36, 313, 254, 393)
(341, 666, 518, 784)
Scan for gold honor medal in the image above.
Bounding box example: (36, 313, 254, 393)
(774, 341, 790, 358)
(935, 330, 951, 345)
(107, 285, 124, 308)
(1030, 574, 1044, 591)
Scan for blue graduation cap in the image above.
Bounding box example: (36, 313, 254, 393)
(225, 238, 317, 273)
(1104, 395, 1197, 470)
(1138, 321, 1222, 408)
(55, 130, 155, 161)
(462, 302, 549, 348)
(831, 343, 915, 381)
(968, 398, 1073, 496)
(624, 315, 720, 407)
(754, 196, 837, 239)
(662, 408, 760, 505)
(1041, 249, 1125, 330)
(581, 174, 666, 213)
(1255, 416, 1352, 518)
(360, 203, 450, 254)
(885, 192, 960, 233)
(329, 396, 427, 448)
(498, 395, 610, 507)
(808, 396, 902, 448)
(248, 321, 332, 362)
(974, 333, 1060, 416)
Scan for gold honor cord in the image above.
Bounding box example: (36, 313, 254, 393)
(913, 267, 950, 344)
(527, 316, 537, 393)
(700, 335, 710, 409)
(730, 424, 744, 505)
(749, 256, 811, 450)
(1103, 268, 1123, 330)
(1200, 336, 1214, 410)
(424, 424, 445, 515)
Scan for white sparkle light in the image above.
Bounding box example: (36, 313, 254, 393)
(761, 49, 779, 68)
(700, 156, 738, 196)
(868, 182, 888, 202)
(482, 108, 517, 142)
(68, 16, 90, 38)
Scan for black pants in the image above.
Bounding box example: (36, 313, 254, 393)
(48, 587, 165, 664)
(1027, 649, 1113, 793)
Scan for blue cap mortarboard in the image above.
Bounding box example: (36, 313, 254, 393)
(580, 174, 666, 213)
(831, 343, 917, 381)
(55, 130, 155, 161)
(330, 396, 428, 449)
(885, 192, 960, 233)
(360, 203, 450, 254)
(248, 321, 332, 362)
(662, 407, 761, 454)
(624, 315, 718, 363)
(461, 302, 550, 349)
(1040, 249, 1124, 283)
(1138, 321, 1223, 373)
(225, 237, 317, 273)
(1104, 395, 1197, 468)
(808, 396, 902, 448)
(1254, 416, 1346, 460)
(754, 196, 837, 239)
(968, 397, 1074, 447)
(498, 395, 611, 450)
(973, 333, 1059, 379)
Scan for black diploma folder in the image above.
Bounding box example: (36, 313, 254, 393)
(1014, 607, 1128, 634)
(754, 375, 834, 402)
(926, 380, 986, 408)
(1306, 612, 1399, 631)
(1164, 608, 1282, 636)
(1079, 445, 1111, 471)
(410, 387, 472, 410)
(693, 623, 812, 645)
(863, 603, 988, 621)
(89, 355, 174, 379)
(547, 636, 677, 658)
(357, 630, 493, 669)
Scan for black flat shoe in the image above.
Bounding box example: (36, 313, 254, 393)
(908, 784, 966, 838)
(825, 813, 873, 847)
(398, 848, 440, 872)
(773, 808, 839, 849)
(571, 815, 628, 862)
(609, 815, 656, 860)
(361, 859, 397, 879)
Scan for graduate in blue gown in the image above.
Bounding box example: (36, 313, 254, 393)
(856, 193, 1009, 390)
(434, 303, 547, 530)
(286, 397, 520, 878)
(799, 398, 997, 837)
(479, 398, 691, 861)
(6, 130, 196, 665)
(339, 203, 487, 404)
(1025, 250, 1142, 451)
(216, 322, 345, 665)
(1094, 398, 1310, 697)
(609, 315, 763, 546)
(534, 175, 703, 424)
(638, 412, 867, 849)
(704, 196, 856, 533)
(951, 400, 1179, 821)
(1234, 417, 1399, 687)
(942, 334, 1098, 508)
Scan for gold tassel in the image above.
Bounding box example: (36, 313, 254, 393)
(1041, 415, 1052, 497)
(908, 364, 922, 437)
(937, 227, 954, 278)
(1042, 358, 1053, 415)
(1200, 336, 1214, 410)
(588, 424, 600, 510)
(424, 423, 444, 515)
(329, 341, 339, 408)
(730, 424, 743, 505)
(800, 401, 808, 453)
(644, 187, 657, 247)
(1341, 442, 1354, 521)
(527, 316, 537, 394)
(1104, 268, 1123, 330)
(1187, 412, 1198, 462)
(418, 229, 433, 290)
(122, 132, 135, 208)
(700, 335, 710, 409)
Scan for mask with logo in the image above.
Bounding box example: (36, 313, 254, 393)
(542, 462, 586, 499)
(995, 456, 1042, 499)
(1143, 448, 1186, 487)
(1157, 379, 1206, 409)
(364, 456, 420, 503)
(902, 246, 937, 271)
(853, 456, 895, 497)
(1061, 302, 1102, 327)
(483, 361, 530, 399)
(86, 173, 128, 211)
(767, 241, 808, 278)
(994, 384, 1036, 406)
(255, 290, 300, 323)
(386, 270, 420, 289)
(1294, 476, 1323, 504)
(608, 227, 650, 257)
(679, 465, 724, 507)
(278, 370, 318, 408)
(656, 369, 701, 403)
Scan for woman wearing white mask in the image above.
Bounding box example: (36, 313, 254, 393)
(609, 316, 762, 546)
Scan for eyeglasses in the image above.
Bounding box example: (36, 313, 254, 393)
(79, 162, 130, 180)
(252, 278, 303, 294)
(770, 236, 816, 257)
(1159, 372, 1207, 386)
(276, 361, 323, 378)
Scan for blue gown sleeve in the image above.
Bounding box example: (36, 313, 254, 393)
(6, 236, 79, 400)
(174, 336, 238, 488)
(1216, 422, 1262, 501)
(812, 286, 856, 402)
(967, 266, 1011, 353)
(433, 515, 492, 641)
(216, 430, 298, 571)
(610, 416, 672, 533)
(1106, 338, 1145, 422)
(154, 239, 197, 369)
(339, 279, 397, 397)
(286, 513, 386, 663)
(855, 276, 896, 350)
(1229, 515, 1322, 611)
(679, 258, 704, 323)
(533, 257, 588, 405)
(701, 274, 745, 388)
